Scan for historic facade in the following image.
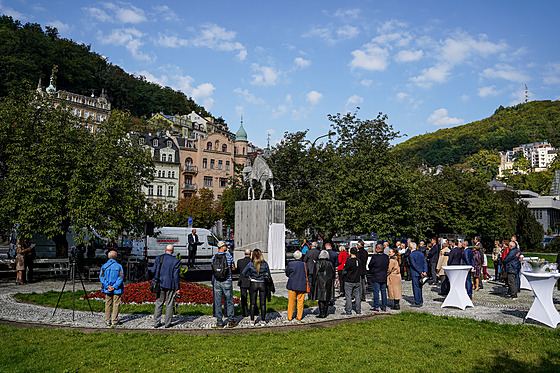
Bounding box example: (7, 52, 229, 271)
(138, 133, 181, 209)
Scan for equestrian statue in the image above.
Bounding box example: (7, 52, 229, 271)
(242, 154, 275, 200)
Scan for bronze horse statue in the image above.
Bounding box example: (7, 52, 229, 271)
(242, 155, 275, 200)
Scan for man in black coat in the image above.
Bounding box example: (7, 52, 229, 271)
(441, 239, 462, 296)
(368, 244, 389, 311)
(427, 237, 439, 285)
(187, 229, 201, 267)
(356, 241, 369, 300)
(236, 249, 252, 317)
(303, 242, 320, 298)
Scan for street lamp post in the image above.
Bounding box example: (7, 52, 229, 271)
(311, 131, 336, 147)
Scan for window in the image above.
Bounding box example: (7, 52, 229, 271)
(217, 194, 222, 201)
(157, 170, 163, 178)
(215, 140, 219, 150)
(167, 140, 172, 148)
(219, 178, 228, 188)
(185, 175, 193, 184)
(210, 159, 215, 169)
(157, 185, 163, 196)
(153, 139, 159, 147)
(168, 186, 174, 197)
(148, 185, 153, 195)
(161, 154, 167, 162)
(168, 154, 173, 162)
(203, 158, 207, 168)
(226, 161, 230, 171)
(204, 176, 213, 187)
(139, 137, 145, 144)
(222, 144, 227, 152)
(168, 171, 172, 178)
(206, 142, 213, 151)
(234, 147, 237, 154)
(218, 160, 223, 170)
(185, 158, 193, 167)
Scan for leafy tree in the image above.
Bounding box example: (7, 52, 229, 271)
(175, 188, 224, 229)
(0, 88, 154, 256)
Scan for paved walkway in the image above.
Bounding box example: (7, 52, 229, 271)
(0, 272, 559, 330)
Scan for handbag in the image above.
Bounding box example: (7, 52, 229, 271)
(150, 255, 164, 293)
(304, 263, 310, 293)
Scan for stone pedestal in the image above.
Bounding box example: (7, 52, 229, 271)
(234, 200, 285, 262)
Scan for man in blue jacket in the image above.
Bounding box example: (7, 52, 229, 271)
(100, 250, 124, 326)
(408, 242, 427, 307)
(368, 244, 389, 312)
(503, 241, 521, 299)
(461, 240, 474, 299)
(151, 244, 181, 328)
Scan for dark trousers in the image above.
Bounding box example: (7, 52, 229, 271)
(430, 261, 438, 284)
(240, 286, 249, 316)
(338, 270, 345, 296)
(360, 275, 367, 300)
(411, 275, 423, 305)
(371, 282, 387, 310)
(493, 260, 500, 280)
(318, 300, 329, 316)
(465, 273, 473, 298)
(507, 272, 518, 297)
(24, 257, 34, 283)
(187, 248, 197, 266)
(344, 282, 361, 314)
(249, 281, 267, 322)
(440, 275, 449, 296)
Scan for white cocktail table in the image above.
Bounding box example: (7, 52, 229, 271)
(522, 272, 560, 328)
(441, 265, 474, 310)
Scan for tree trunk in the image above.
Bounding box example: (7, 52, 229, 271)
(53, 219, 71, 258)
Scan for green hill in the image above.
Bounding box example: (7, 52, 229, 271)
(0, 15, 213, 120)
(394, 100, 560, 166)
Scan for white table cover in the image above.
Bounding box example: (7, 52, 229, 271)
(441, 265, 474, 310)
(520, 260, 532, 290)
(522, 272, 560, 328)
(268, 223, 285, 270)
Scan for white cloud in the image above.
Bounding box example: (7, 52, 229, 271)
(306, 91, 323, 105)
(461, 94, 470, 102)
(85, 3, 147, 24)
(157, 24, 247, 60)
(350, 44, 389, 71)
(0, 3, 25, 19)
(337, 25, 359, 39)
(271, 104, 288, 119)
(396, 92, 409, 101)
(233, 88, 265, 105)
(294, 57, 311, 69)
(333, 8, 361, 19)
(99, 28, 154, 62)
(509, 88, 527, 106)
(152, 5, 180, 22)
(411, 64, 451, 87)
(360, 79, 373, 87)
(428, 108, 464, 127)
(137, 69, 215, 109)
(304, 24, 360, 44)
(46, 20, 71, 34)
(481, 64, 529, 82)
(478, 85, 499, 98)
(544, 63, 560, 85)
(346, 95, 364, 108)
(250, 64, 280, 86)
(395, 49, 423, 63)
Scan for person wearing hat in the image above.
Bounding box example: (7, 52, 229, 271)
(212, 241, 237, 328)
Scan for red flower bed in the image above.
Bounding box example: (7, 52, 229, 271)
(84, 281, 240, 305)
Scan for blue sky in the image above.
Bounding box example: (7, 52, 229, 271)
(2, 0, 559, 148)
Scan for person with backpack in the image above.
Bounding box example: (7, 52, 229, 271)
(212, 241, 237, 328)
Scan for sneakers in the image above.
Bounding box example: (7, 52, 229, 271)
(341, 312, 352, 316)
(154, 322, 163, 328)
(250, 321, 255, 327)
(259, 321, 266, 327)
(410, 303, 423, 308)
(370, 308, 379, 312)
(228, 321, 238, 328)
(215, 322, 224, 328)
(106, 322, 111, 327)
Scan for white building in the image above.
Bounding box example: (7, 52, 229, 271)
(500, 141, 558, 173)
(518, 190, 560, 234)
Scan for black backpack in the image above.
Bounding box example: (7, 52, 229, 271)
(212, 253, 230, 281)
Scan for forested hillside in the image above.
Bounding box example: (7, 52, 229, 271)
(394, 100, 560, 166)
(0, 15, 212, 119)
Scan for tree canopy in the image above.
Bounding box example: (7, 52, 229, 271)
(0, 88, 154, 256)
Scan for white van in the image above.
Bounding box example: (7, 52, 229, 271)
(144, 227, 220, 264)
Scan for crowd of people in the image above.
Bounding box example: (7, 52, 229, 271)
(95, 234, 554, 328)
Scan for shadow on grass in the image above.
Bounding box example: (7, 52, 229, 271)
(476, 350, 560, 373)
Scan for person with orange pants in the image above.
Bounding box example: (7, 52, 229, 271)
(285, 250, 309, 321)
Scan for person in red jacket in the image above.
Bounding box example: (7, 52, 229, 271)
(337, 245, 349, 297)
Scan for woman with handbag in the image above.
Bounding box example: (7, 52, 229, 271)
(285, 250, 309, 321)
(242, 249, 272, 326)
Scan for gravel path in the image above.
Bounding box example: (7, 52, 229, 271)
(1, 273, 559, 331)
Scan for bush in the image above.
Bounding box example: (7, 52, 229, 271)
(543, 236, 560, 253)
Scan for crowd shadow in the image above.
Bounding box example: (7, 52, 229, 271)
(474, 349, 560, 373)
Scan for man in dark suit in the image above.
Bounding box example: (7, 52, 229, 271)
(187, 229, 201, 267)
(303, 242, 320, 298)
(151, 244, 181, 328)
(447, 240, 463, 265)
(325, 243, 339, 269)
(368, 244, 389, 311)
(427, 237, 439, 285)
(461, 240, 474, 299)
(236, 249, 252, 317)
(408, 242, 427, 307)
(356, 241, 369, 301)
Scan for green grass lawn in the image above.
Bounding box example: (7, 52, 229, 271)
(14, 290, 317, 316)
(1, 312, 559, 372)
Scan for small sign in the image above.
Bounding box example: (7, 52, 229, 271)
(188, 217, 193, 226)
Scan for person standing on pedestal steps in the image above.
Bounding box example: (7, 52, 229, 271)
(187, 229, 201, 268)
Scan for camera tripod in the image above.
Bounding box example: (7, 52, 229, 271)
(53, 254, 94, 321)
